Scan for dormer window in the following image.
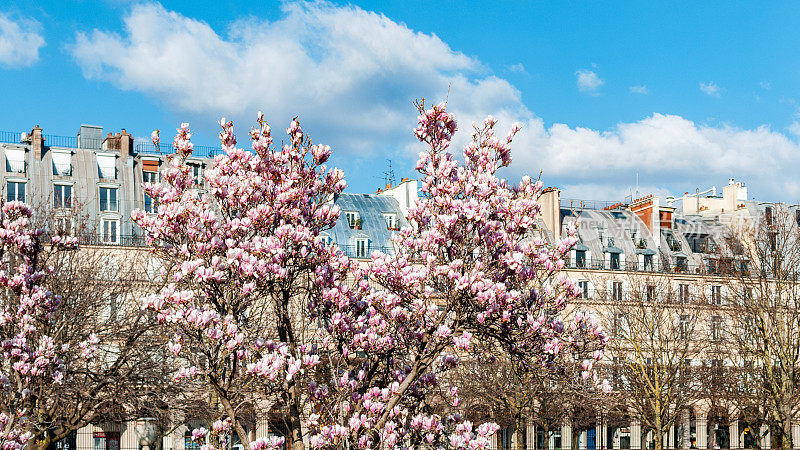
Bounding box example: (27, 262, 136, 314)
(188, 162, 203, 185)
(610, 253, 620, 270)
(383, 213, 397, 230)
(5, 148, 25, 173)
(346, 211, 361, 229)
(97, 154, 116, 180)
(52, 151, 72, 176)
(575, 250, 586, 268)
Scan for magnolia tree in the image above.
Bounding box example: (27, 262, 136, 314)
(0, 202, 78, 450)
(135, 102, 607, 450)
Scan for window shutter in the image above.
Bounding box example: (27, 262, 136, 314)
(52, 152, 72, 176)
(5, 148, 25, 173)
(97, 155, 116, 179)
(142, 159, 159, 172)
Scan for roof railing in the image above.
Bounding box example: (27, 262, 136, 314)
(135, 142, 223, 159)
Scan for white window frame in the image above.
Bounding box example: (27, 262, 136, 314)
(678, 284, 691, 303)
(53, 215, 74, 235)
(99, 185, 119, 212)
(51, 150, 73, 176)
(711, 285, 722, 305)
(355, 238, 369, 259)
(611, 281, 623, 301)
(53, 182, 73, 209)
(345, 211, 360, 229)
(6, 179, 26, 203)
(187, 161, 203, 185)
(101, 218, 120, 245)
(383, 212, 397, 230)
(577, 280, 590, 299)
(142, 170, 158, 214)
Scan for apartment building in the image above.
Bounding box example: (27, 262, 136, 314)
(2, 122, 798, 450)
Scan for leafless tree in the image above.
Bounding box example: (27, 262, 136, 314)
(21, 205, 176, 450)
(722, 206, 800, 450)
(602, 274, 706, 450)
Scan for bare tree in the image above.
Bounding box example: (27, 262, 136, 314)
(21, 205, 175, 450)
(723, 206, 800, 450)
(603, 274, 705, 450)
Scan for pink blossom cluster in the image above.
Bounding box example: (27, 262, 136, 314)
(0, 201, 77, 449)
(136, 103, 607, 450)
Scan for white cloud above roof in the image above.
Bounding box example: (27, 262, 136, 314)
(0, 11, 45, 68)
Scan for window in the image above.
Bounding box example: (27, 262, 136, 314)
(101, 219, 118, 244)
(92, 432, 120, 450)
(610, 252, 620, 270)
(577, 280, 589, 299)
(676, 256, 688, 272)
(666, 233, 681, 251)
(575, 250, 586, 268)
(97, 154, 116, 179)
(355, 238, 368, 259)
(7, 181, 25, 203)
(54, 184, 72, 209)
(643, 253, 653, 271)
(101, 294, 117, 322)
(646, 284, 657, 302)
(765, 206, 773, 225)
(188, 162, 203, 185)
(99, 187, 118, 212)
(54, 216, 73, 235)
(345, 211, 361, 229)
(709, 316, 723, 341)
(679, 314, 691, 339)
(52, 152, 72, 176)
(383, 213, 397, 230)
(613, 313, 627, 337)
(5, 148, 25, 173)
(184, 430, 203, 450)
(678, 284, 690, 303)
(711, 285, 722, 305)
(612, 281, 623, 301)
(143, 170, 158, 213)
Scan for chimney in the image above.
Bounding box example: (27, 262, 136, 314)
(119, 129, 132, 160)
(539, 187, 561, 241)
(28, 125, 44, 159)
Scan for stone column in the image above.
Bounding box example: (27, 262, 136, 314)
(597, 414, 607, 450)
(527, 419, 536, 450)
(563, 418, 573, 450)
(696, 416, 708, 449)
(630, 420, 641, 450)
(730, 420, 739, 450)
(792, 422, 800, 450)
(760, 424, 770, 449)
(667, 424, 675, 449)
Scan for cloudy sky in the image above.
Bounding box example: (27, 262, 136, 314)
(3, 1, 800, 202)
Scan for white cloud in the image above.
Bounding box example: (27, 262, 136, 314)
(576, 69, 603, 94)
(71, 2, 508, 155)
(70, 2, 800, 202)
(0, 12, 45, 68)
(760, 81, 771, 90)
(699, 81, 721, 97)
(508, 63, 525, 73)
(629, 85, 648, 95)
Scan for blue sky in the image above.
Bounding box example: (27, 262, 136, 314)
(3, 1, 800, 201)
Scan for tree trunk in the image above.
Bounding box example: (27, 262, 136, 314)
(515, 416, 526, 450)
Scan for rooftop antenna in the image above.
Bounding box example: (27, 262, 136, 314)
(636, 172, 640, 198)
(383, 159, 396, 189)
